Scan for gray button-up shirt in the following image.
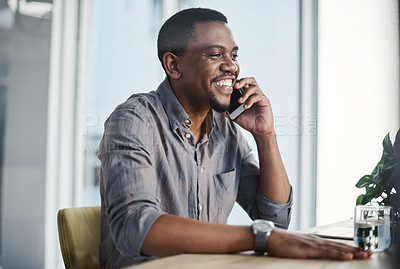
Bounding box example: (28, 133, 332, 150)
(98, 78, 293, 268)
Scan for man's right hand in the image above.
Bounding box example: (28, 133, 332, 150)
(267, 228, 373, 260)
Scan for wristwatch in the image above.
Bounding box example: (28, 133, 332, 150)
(251, 219, 275, 254)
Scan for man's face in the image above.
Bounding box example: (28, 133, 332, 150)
(178, 21, 240, 112)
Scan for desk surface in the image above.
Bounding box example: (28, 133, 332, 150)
(128, 220, 396, 269)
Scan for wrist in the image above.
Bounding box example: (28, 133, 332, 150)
(251, 220, 275, 255)
(253, 131, 277, 145)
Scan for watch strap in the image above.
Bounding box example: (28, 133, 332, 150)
(254, 231, 267, 254)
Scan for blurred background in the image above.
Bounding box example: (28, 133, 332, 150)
(0, 0, 398, 268)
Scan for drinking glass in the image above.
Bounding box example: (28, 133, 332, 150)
(354, 205, 393, 252)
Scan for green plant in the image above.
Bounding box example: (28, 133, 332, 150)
(355, 129, 400, 211)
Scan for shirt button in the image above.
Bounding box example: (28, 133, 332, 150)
(200, 168, 204, 173)
(185, 133, 191, 139)
(199, 205, 203, 211)
(184, 119, 191, 124)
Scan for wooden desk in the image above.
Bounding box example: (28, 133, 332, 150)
(127, 220, 396, 269)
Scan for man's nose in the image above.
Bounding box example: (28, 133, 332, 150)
(221, 56, 237, 73)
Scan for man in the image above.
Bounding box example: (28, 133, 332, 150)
(98, 8, 371, 268)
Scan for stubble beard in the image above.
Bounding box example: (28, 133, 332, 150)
(209, 92, 229, 113)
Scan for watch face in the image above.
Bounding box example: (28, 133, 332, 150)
(253, 220, 274, 232)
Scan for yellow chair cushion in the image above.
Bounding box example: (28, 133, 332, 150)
(57, 206, 101, 269)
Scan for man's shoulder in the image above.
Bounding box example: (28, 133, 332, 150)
(121, 90, 160, 109)
(110, 90, 161, 120)
(101, 91, 162, 143)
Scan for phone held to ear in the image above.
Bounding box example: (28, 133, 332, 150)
(227, 88, 245, 120)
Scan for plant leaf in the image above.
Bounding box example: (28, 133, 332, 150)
(355, 129, 400, 208)
(394, 128, 400, 156)
(385, 166, 400, 193)
(363, 191, 375, 204)
(382, 132, 394, 160)
(364, 186, 382, 202)
(371, 159, 383, 177)
(372, 164, 382, 183)
(356, 194, 365, 205)
(355, 175, 373, 188)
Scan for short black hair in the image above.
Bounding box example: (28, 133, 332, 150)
(157, 8, 228, 70)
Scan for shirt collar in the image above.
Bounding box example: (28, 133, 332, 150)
(157, 78, 216, 135)
(157, 78, 191, 131)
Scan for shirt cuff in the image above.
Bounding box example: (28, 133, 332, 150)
(255, 186, 293, 229)
(113, 206, 166, 257)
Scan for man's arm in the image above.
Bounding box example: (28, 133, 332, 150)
(141, 214, 253, 256)
(142, 214, 371, 260)
(255, 133, 291, 203)
(233, 78, 290, 204)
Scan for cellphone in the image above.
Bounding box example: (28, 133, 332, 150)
(227, 88, 246, 120)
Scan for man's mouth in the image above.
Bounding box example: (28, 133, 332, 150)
(213, 79, 234, 93)
(215, 79, 233, 87)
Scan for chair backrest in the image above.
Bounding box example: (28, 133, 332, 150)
(57, 206, 101, 269)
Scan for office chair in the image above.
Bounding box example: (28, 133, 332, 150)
(57, 206, 101, 269)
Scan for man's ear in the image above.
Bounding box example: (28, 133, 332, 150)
(163, 52, 181, 79)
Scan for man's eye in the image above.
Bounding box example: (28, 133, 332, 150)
(232, 54, 239, 60)
(209, 53, 222, 58)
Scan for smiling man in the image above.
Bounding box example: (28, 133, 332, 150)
(98, 8, 371, 268)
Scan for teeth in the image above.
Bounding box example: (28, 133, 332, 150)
(216, 80, 233, 87)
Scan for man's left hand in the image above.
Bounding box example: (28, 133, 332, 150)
(229, 77, 274, 137)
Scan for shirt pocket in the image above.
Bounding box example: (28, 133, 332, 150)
(213, 168, 238, 223)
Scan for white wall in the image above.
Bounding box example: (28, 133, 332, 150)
(317, 0, 399, 225)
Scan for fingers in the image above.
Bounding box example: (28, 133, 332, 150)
(321, 239, 373, 259)
(267, 229, 372, 261)
(304, 237, 372, 260)
(234, 77, 258, 90)
(315, 245, 370, 261)
(242, 93, 270, 110)
(234, 77, 268, 109)
(313, 242, 372, 261)
(235, 78, 259, 102)
(302, 246, 353, 260)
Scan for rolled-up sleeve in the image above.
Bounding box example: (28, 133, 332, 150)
(99, 107, 164, 257)
(236, 135, 293, 229)
(238, 173, 293, 229)
(255, 187, 293, 229)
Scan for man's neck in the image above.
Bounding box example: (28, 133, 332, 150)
(188, 112, 209, 144)
(169, 79, 211, 143)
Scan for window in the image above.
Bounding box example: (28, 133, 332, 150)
(317, 0, 399, 225)
(80, 0, 164, 206)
